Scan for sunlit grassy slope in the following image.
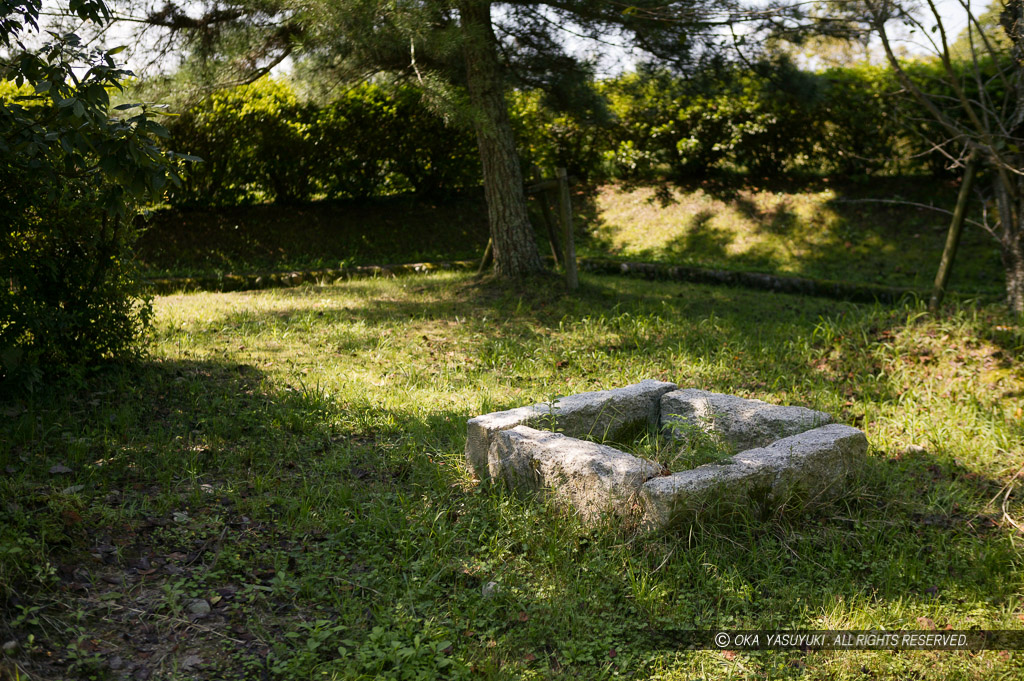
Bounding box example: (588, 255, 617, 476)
(577, 178, 1003, 293)
(2, 272, 1022, 679)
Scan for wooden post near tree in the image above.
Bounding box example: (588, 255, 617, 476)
(930, 151, 978, 311)
(556, 167, 578, 291)
(498, 168, 576, 288)
(530, 166, 563, 267)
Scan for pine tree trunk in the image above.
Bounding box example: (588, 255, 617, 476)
(1005, 238, 1024, 314)
(459, 1, 544, 278)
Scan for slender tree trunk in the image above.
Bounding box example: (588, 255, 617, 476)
(459, 0, 544, 278)
(1002, 201, 1024, 314)
(998, 2, 1024, 313)
(930, 152, 977, 311)
(1005, 234, 1024, 314)
(994, 174, 1024, 314)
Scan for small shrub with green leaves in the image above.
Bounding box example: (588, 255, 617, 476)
(508, 88, 610, 180)
(0, 0, 180, 380)
(600, 60, 831, 178)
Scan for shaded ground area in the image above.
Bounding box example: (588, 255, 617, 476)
(1, 273, 1022, 679)
(136, 191, 492, 278)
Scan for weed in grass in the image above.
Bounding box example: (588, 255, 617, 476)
(604, 419, 735, 473)
(657, 419, 734, 470)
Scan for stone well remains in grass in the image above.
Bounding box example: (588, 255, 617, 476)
(464, 380, 867, 530)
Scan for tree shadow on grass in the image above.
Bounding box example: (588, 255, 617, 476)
(0, 356, 367, 679)
(394, 406, 1018, 676)
(732, 193, 802, 238)
(200, 275, 1018, 457)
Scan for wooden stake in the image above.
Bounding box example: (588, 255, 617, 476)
(557, 167, 578, 290)
(530, 167, 562, 267)
(930, 151, 978, 311)
(477, 237, 493, 276)
(540, 192, 563, 267)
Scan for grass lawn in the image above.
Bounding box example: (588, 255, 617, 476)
(2, 272, 1022, 679)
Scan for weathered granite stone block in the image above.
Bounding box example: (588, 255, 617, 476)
(489, 426, 662, 521)
(548, 379, 678, 441)
(661, 389, 832, 453)
(464, 379, 676, 479)
(464, 404, 549, 480)
(639, 424, 867, 529)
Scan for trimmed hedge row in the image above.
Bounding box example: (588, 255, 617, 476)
(166, 80, 480, 206)
(599, 61, 904, 179)
(163, 58, 1001, 207)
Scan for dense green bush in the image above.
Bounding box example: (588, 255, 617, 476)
(598, 59, 906, 179)
(165, 80, 316, 205)
(166, 80, 480, 206)
(812, 64, 903, 175)
(317, 84, 481, 198)
(597, 57, 1009, 179)
(1, 1, 177, 382)
(896, 55, 1015, 176)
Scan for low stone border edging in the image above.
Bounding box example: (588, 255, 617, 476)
(466, 381, 867, 530)
(148, 255, 920, 303)
(579, 258, 919, 304)
(146, 260, 478, 295)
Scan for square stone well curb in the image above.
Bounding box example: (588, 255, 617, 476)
(465, 382, 868, 530)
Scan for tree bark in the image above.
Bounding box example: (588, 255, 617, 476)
(459, 1, 544, 278)
(1004, 234, 1024, 314)
(1001, 198, 1024, 314)
(993, 173, 1024, 314)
